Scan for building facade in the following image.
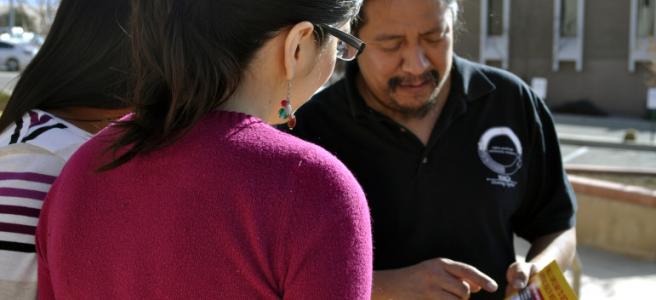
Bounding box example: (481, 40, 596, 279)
(455, 0, 656, 117)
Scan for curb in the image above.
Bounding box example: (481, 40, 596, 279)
(566, 164, 656, 176)
(568, 175, 656, 208)
(559, 134, 656, 152)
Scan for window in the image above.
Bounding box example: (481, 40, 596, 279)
(480, 0, 511, 69)
(629, 0, 656, 72)
(561, 0, 579, 37)
(487, 0, 504, 36)
(638, 0, 655, 37)
(553, 0, 585, 71)
(0, 42, 14, 49)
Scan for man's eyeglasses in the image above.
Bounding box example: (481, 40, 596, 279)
(316, 24, 366, 61)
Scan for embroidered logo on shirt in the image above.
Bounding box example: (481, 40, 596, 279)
(478, 127, 523, 188)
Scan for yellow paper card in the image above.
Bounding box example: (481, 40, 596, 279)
(505, 260, 578, 300)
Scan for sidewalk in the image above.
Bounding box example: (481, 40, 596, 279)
(555, 113, 656, 169)
(554, 113, 656, 151)
(515, 238, 656, 300)
(551, 113, 656, 300)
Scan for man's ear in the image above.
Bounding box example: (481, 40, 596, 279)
(283, 21, 316, 81)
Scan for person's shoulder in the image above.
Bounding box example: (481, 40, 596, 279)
(228, 121, 363, 200)
(459, 58, 528, 90)
(0, 110, 91, 161)
(296, 138, 351, 175)
(456, 57, 540, 113)
(261, 124, 339, 163)
(0, 142, 66, 178)
(257, 123, 355, 183)
(294, 139, 363, 200)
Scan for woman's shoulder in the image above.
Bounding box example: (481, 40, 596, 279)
(202, 111, 341, 163)
(0, 142, 66, 177)
(0, 110, 91, 160)
(257, 122, 350, 170)
(266, 127, 365, 203)
(224, 117, 360, 189)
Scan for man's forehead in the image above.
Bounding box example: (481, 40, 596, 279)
(363, 0, 450, 30)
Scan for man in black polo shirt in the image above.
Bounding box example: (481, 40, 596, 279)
(288, 0, 577, 299)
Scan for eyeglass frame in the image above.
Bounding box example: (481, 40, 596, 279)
(315, 24, 366, 61)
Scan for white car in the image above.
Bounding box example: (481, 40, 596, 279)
(0, 41, 37, 71)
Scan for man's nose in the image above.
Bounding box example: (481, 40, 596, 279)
(401, 45, 431, 75)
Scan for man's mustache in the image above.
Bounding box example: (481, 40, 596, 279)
(388, 70, 440, 91)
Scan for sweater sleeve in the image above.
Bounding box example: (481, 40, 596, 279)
(36, 182, 58, 300)
(281, 148, 372, 300)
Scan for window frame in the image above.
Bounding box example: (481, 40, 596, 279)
(629, 0, 656, 72)
(553, 0, 585, 72)
(480, 0, 511, 69)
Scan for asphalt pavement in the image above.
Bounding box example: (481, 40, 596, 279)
(0, 71, 19, 94)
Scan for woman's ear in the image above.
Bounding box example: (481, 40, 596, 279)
(283, 21, 316, 81)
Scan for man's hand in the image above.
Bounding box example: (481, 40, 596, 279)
(504, 261, 538, 297)
(372, 258, 498, 300)
(505, 229, 577, 297)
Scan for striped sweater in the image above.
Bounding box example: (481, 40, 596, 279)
(0, 110, 91, 300)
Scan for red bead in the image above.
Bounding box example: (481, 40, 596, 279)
(287, 116, 297, 129)
(281, 100, 289, 107)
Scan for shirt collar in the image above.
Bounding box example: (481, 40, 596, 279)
(451, 55, 496, 102)
(343, 55, 497, 119)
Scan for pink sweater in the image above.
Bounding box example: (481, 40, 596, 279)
(36, 111, 372, 299)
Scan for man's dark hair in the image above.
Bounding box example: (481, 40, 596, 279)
(0, 0, 131, 133)
(351, 0, 461, 37)
(102, 0, 362, 170)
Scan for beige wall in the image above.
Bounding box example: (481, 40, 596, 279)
(455, 0, 652, 118)
(576, 194, 656, 261)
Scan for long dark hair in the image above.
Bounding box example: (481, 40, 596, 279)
(102, 0, 361, 170)
(0, 0, 132, 133)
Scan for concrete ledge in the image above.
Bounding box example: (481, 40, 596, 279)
(569, 175, 656, 208)
(570, 174, 656, 261)
(559, 134, 656, 152)
(566, 164, 656, 176)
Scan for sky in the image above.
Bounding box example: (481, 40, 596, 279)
(4, 0, 58, 7)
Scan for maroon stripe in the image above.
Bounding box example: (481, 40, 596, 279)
(28, 111, 52, 128)
(0, 188, 47, 201)
(0, 222, 35, 235)
(28, 111, 38, 126)
(0, 205, 40, 217)
(0, 172, 56, 184)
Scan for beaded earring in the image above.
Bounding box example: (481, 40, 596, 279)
(278, 81, 297, 130)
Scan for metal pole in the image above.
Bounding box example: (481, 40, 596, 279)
(9, 0, 15, 29)
(649, 109, 656, 144)
(46, 0, 51, 25)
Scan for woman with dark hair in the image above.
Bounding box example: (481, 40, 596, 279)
(36, 0, 371, 299)
(0, 1, 130, 298)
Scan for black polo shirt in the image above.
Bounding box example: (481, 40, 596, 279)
(288, 56, 576, 300)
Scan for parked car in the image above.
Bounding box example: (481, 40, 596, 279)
(0, 27, 45, 46)
(0, 41, 37, 71)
